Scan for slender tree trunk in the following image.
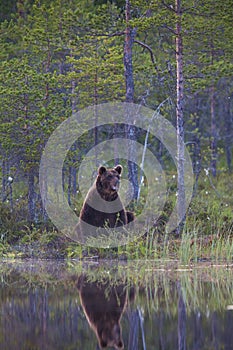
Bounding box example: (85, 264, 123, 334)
(2, 160, 14, 208)
(193, 101, 201, 175)
(124, 0, 134, 103)
(28, 169, 35, 224)
(94, 65, 99, 167)
(176, 0, 186, 233)
(1, 159, 7, 202)
(124, 0, 138, 200)
(71, 78, 77, 195)
(9, 181, 13, 212)
(192, 103, 201, 197)
(224, 94, 232, 172)
(210, 85, 217, 177)
(114, 123, 120, 166)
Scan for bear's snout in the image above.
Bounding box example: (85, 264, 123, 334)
(110, 179, 120, 192)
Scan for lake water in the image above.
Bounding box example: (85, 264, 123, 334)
(0, 259, 232, 350)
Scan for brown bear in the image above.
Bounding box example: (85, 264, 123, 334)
(76, 275, 135, 349)
(76, 165, 134, 243)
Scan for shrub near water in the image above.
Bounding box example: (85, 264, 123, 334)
(186, 172, 233, 237)
(0, 201, 28, 243)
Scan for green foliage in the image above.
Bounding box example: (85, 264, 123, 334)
(0, 0, 232, 257)
(0, 201, 28, 243)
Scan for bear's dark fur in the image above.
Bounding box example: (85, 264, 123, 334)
(77, 275, 134, 349)
(76, 165, 134, 242)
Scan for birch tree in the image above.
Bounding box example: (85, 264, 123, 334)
(175, 0, 186, 232)
(124, 0, 139, 200)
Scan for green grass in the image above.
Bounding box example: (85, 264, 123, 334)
(0, 171, 232, 261)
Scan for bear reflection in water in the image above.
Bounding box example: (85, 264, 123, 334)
(77, 275, 135, 349)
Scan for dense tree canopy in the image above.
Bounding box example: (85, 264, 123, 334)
(0, 0, 232, 229)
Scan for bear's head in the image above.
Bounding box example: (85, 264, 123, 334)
(96, 165, 122, 200)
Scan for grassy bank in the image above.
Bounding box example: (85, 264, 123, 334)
(0, 171, 232, 262)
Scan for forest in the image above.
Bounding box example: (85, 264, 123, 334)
(0, 0, 232, 259)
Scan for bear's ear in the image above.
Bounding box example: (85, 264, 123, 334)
(98, 166, 107, 175)
(114, 165, 122, 175)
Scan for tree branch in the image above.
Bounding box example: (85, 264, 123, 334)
(134, 39, 158, 70)
(162, 24, 177, 35)
(161, 0, 176, 12)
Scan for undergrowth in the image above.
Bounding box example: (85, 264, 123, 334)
(0, 171, 232, 261)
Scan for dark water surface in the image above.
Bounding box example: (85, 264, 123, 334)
(0, 259, 232, 350)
